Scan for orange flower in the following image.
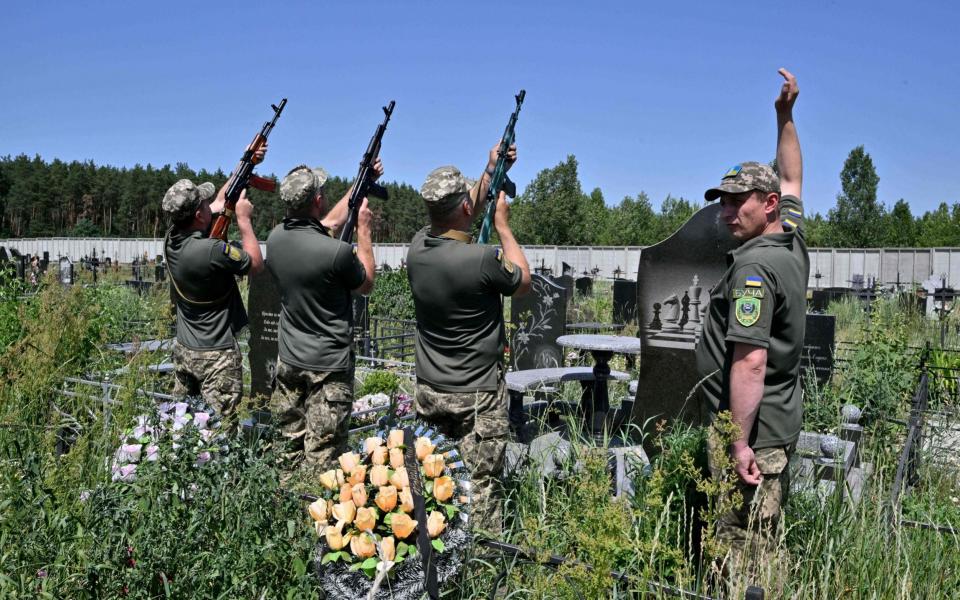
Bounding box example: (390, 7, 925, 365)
(415, 437, 436, 461)
(318, 470, 339, 491)
(351, 483, 368, 507)
(313, 521, 329, 536)
(349, 465, 367, 486)
(338, 452, 361, 474)
(371, 446, 388, 465)
(380, 535, 396, 562)
(355, 506, 377, 532)
(350, 531, 377, 558)
(387, 429, 405, 449)
(326, 523, 353, 550)
(399, 487, 414, 513)
(308, 498, 329, 523)
(432, 476, 454, 503)
(391, 513, 418, 539)
(339, 483, 353, 503)
(364, 436, 384, 455)
(369, 465, 390, 487)
(423, 454, 445, 478)
(375, 485, 398, 512)
(390, 467, 409, 489)
(389, 447, 405, 469)
(427, 510, 446, 538)
(331, 499, 356, 525)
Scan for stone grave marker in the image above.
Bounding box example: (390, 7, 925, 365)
(58, 257, 74, 285)
(613, 279, 638, 324)
(552, 274, 574, 301)
(575, 276, 593, 296)
(809, 289, 829, 313)
(802, 313, 835, 387)
(632, 202, 739, 432)
(511, 274, 568, 371)
(353, 293, 371, 356)
(247, 268, 282, 399)
(0, 247, 7, 262)
(41, 251, 50, 272)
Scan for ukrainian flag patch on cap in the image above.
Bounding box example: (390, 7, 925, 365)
(724, 164, 743, 178)
(745, 276, 763, 288)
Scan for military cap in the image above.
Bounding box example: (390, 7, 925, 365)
(162, 179, 216, 222)
(280, 165, 329, 210)
(704, 162, 780, 201)
(420, 166, 477, 204)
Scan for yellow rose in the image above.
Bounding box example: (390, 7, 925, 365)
(335, 469, 346, 486)
(349, 465, 367, 486)
(369, 464, 390, 487)
(326, 523, 353, 551)
(399, 487, 414, 513)
(331, 499, 356, 525)
(355, 506, 377, 532)
(339, 483, 353, 503)
(338, 452, 361, 474)
(313, 521, 329, 537)
(389, 447, 405, 469)
(391, 513, 418, 539)
(415, 437, 436, 461)
(432, 476, 454, 503)
(427, 510, 446, 538)
(389, 466, 409, 489)
(380, 535, 396, 562)
(308, 498, 329, 523)
(350, 531, 377, 559)
(318, 470, 339, 491)
(387, 429, 405, 449)
(351, 483, 368, 507)
(371, 446, 388, 465)
(375, 485, 398, 513)
(423, 454, 445, 478)
(364, 436, 384, 455)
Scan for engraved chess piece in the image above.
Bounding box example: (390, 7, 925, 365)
(685, 274, 703, 332)
(649, 302, 662, 330)
(661, 294, 681, 332)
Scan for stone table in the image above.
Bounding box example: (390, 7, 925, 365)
(557, 334, 642, 440)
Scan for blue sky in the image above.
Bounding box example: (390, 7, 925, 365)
(2, 0, 958, 217)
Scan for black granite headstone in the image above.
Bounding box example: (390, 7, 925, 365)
(15, 255, 26, 281)
(0, 247, 7, 262)
(632, 203, 739, 433)
(552, 274, 574, 301)
(41, 251, 49, 272)
(247, 268, 282, 400)
(809, 290, 829, 313)
(575, 276, 593, 296)
(511, 274, 567, 371)
(155, 264, 166, 282)
(802, 313, 835, 387)
(352, 293, 371, 356)
(613, 279, 638, 324)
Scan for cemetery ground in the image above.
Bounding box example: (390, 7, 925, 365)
(1, 270, 959, 599)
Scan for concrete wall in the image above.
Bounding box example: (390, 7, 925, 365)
(2, 237, 959, 286)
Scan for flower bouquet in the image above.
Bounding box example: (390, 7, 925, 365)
(108, 398, 227, 484)
(308, 425, 472, 600)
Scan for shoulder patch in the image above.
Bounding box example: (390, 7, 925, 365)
(494, 247, 515, 274)
(735, 296, 761, 327)
(221, 242, 242, 262)
(733, 288, 764, 299)
(745, 276, 763, 288)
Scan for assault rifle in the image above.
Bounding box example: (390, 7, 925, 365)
(339, 100, 395, 243)
(209, 98, 287, 241)
(477, 89, 525, 245)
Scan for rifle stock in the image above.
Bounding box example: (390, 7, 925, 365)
(477, 90, 525, 245)
(209, 98, 286, 241)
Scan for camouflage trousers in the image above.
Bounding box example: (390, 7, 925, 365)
(415, 379, 511, 536)
(706, 428, 792, 596)
(270, 360, 354, 477)
(172, 341, 242, 421)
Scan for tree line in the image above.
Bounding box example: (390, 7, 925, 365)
(0, 147, 957, 247)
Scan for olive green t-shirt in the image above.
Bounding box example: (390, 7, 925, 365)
(165, 228, 251, 350)
(695, 195, 810, 449)
(406, 227, 523, 393)
(266, 218, 366, 372)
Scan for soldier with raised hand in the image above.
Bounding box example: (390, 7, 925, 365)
(266, 160, 381, 478)
(406, 143, 531, 535)
(695, 68, 807, 593)
(162, 173, 264, 421)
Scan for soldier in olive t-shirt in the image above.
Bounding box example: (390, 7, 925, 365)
(407, 153, 530, 535)
(162, 178, 263, 420)
(266, 164, 377, 476)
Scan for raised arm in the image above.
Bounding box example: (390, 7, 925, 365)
(775, 68, 802, 200)
(323, 158, 384, 233)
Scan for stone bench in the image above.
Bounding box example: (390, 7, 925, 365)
(506, 367, 632, 441)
